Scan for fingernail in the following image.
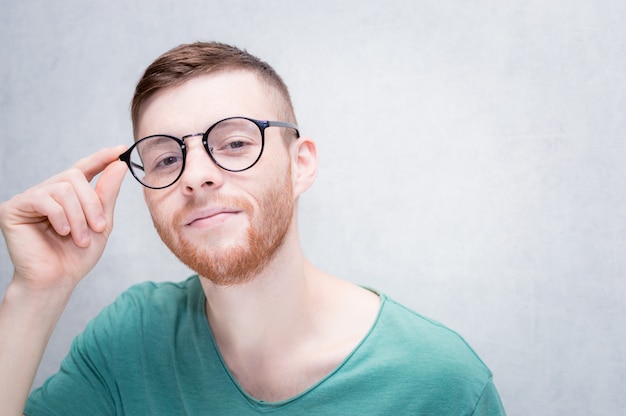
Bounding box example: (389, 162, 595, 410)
(96, 216, 106, 229)
(60, 222, 70, 235)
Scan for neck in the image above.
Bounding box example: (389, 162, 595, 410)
(199, 230, 319, 353)
(197, 227, 382, 402)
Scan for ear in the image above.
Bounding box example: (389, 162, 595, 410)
(290, 136, 318, 197)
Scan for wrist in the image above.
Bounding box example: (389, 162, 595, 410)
(4, 274, 75, 315)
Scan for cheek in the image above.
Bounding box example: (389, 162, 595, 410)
(143, 189, 170, 223)
(143, 186, 174, 207)
(143, 189, 157, 214)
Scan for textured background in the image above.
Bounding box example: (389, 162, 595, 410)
(1, 1, 625, 414)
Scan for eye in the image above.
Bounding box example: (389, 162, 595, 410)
(228, 140, 245, 149)
(136, 137, 184, 174)
(225, 139, 249, 150)
(157, 155, 182, 167)
(213, 134, 257, 154)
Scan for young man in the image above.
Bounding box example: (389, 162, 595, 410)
(0, 42, 506, 415)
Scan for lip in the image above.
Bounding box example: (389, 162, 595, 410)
(184, 207, 241, 227)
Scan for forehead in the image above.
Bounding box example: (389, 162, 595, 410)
(135, 71, 279, 138)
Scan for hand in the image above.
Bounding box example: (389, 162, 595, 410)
(0, 146, 128, 293)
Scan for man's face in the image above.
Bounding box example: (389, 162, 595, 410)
(135, 71, 296, 286)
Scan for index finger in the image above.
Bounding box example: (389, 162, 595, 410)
(73, 145, 128, 183)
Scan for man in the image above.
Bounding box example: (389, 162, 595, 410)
(0, 42, 506, 415)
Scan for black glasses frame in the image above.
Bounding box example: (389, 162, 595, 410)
(119, 116, 300, 189)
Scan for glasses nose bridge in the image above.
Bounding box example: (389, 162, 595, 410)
(180, 131, 217, 170)
(181, 131, 209, 155)
(181, 132, 205, 143)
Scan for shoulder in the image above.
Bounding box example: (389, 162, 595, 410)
(111, 275, 202, 311)
(377, 295, 483, 349)
(348, 294, 502, 412)
(333, 293, 505, 413)
(86, 275, 204, 337)
(120, 274, 202, 299)
(370, 294, 493, 380)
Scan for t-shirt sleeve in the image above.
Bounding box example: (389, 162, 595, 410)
(24, 289, 140, 416)
(471, 377, 507, 415)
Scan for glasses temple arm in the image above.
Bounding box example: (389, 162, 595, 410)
(267, 121, 300, 138)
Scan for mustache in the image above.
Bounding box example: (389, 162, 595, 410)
(172, 195, 254, 224)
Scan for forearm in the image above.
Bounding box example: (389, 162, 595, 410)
(0, 277, 72, 416)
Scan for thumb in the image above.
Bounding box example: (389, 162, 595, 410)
(95, 159, 128, 223)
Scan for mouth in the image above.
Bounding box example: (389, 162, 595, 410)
(185, 208, 241, 228)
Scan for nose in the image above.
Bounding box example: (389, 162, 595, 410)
(178, 134, 224, 193)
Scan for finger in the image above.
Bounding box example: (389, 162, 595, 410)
(33, 146, 128, 238)
(20, 186, 90, 247)
(67, 146, 128, 233)
(73, 145, 128, 183)
(61, 168, 107, 236)
(48, 183, 93, 247)
(95, 159, 128, 226)
(21, 192, 72, 237)
(38, 166, 108, 237)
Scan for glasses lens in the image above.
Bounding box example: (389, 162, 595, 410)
(207, 118, 263, 171)
(130, 136, 183, 188)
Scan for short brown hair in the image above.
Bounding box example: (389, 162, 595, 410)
(131, 42, 296, 135)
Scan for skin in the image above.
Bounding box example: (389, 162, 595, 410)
(0, 146, 128, 415)
(0, 71, 380, 413)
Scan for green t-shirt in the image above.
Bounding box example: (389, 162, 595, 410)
(25, 276, 505, 415)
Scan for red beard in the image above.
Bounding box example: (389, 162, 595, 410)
(151, 172, 294, 286)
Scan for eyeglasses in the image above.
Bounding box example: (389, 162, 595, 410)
(119, 116, 299, 189)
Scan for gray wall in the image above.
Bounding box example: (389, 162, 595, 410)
(1, 1, 625, 415)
